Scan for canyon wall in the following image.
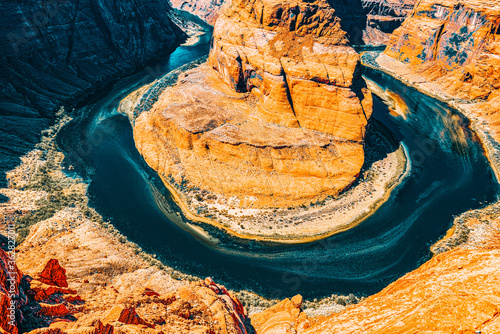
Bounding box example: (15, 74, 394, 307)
(381, 0, 500, 141)
(362, 0, 418, 44)
(385, 0, 500, 101)
(170, 0, 225, 25)
(169, 0, 417, 44)
(0, 0, 186, 187)
(132, 0, 373, 209)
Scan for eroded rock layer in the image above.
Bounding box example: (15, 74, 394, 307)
(386, 0, 500, 101)
(362, 0, 418, 44)
(134, 0, 372, 208)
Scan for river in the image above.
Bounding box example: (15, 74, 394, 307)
(56, 36, 499, 299)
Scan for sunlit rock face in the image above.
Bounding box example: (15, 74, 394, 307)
(0, 0, 185, 187)
(385, 0, 500, 100)
(133, 0, 373, 209)
(209, 0, 372, 141)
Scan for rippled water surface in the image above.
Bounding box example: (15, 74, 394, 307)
(57, 39, 499, 299)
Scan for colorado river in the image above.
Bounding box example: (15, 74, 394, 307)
(57, 36, 499, 299)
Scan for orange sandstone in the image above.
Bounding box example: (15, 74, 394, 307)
(133, 0, 372, 209)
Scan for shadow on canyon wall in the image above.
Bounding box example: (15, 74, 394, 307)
(327, 0, 368, 45)
(0, 0, 186, 188)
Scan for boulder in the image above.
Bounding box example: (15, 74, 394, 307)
(39, 259, 68, 288)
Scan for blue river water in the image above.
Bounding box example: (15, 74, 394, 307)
(57, 36, 499, 299)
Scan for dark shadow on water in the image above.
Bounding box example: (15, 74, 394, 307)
(0, 193, 8, 203)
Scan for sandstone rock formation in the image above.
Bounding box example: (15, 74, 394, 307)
(0, 168, 250, 334)
(250, 295, 310, 333)
(38, 260, 68, 288)
(0, 247, 23, 334)
(381, 0, 500, 144)
(0, 249, 86, 334)
(0, 0, 186, 188)
(133, 0, 373, 209)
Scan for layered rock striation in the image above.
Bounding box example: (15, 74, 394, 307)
(0, 0, 186, 187)
(132, 0, 373, 209)
(385, 0, 500, 101)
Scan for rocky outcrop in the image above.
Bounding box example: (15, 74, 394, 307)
(1, 168, 250, 334)
(132, 0, 373, 209)
(381, 0, 500, 143)
(0, 0, 186, 187)
(0, 249, 86, 334)
(38, 260, 68, 288)
(0, 247, 23, 334)
(250, 295, 310, 334)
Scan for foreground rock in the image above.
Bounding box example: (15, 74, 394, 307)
(3, 198, 249, 334)
(0, 249, 86, 334)
(132, 0, 373, 210)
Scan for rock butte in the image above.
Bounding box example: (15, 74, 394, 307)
(133, 0, 373, 209)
